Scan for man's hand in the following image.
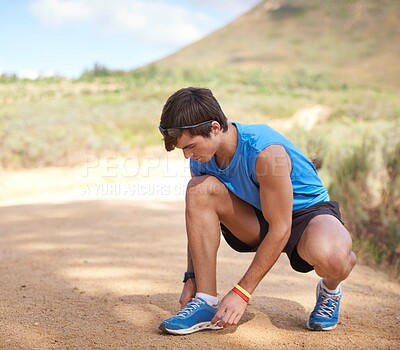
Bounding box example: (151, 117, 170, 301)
(211, 290, 247, 328)
(179, 278, 196, 309)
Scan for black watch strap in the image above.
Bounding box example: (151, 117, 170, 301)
(183, 272, 195, 283)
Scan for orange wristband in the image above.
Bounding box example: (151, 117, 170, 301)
(234, 284, 252, 299)
(232, 284, 252, 303)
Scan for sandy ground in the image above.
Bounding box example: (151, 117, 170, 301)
(1, 163, 399, 350)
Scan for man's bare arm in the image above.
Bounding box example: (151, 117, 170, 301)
(212, 144, 293, 327)
(238, 144, 293, 293)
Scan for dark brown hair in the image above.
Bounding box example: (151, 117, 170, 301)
(159, 87, 228, 151)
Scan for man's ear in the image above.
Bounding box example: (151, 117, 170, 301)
(210, 121, 221, 135)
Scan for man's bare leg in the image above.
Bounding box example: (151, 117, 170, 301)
(297, 214, 357, 330)
(185, 175, 261, 297)
(158, 175, 262, 334)
(297, 215, 356, 288)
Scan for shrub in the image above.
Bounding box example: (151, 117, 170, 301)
(380, 142, 400, 270)
(328, 142, 373, 236)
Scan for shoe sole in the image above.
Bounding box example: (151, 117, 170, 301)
(306, 320, 338, 331)
(159, 321, 223, 335)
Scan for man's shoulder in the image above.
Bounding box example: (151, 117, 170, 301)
(237, 123, 281, 153)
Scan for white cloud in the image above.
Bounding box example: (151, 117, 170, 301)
(30, 0, 92, 25)
(30, 0, 220, 47)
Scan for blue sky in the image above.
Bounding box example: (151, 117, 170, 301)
(0, 0, 261, 78)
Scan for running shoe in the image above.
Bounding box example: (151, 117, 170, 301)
(159, 297, 223, 335)
(307, 279, 342, 331)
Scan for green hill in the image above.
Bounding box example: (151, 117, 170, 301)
(155, 0, 400, 88)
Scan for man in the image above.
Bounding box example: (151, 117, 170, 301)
(157, 87, 356, 335)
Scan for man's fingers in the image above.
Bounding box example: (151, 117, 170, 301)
(211, 314, 221, 325)
(179, 296, 192, 309)
(214, 308, 244, 327)
(233, 313, 242, 325)
(214, 310, 234, 328)
(227, 312, 238, 327)
(211, 311, 220, 324)
(211, 308, 224, 325)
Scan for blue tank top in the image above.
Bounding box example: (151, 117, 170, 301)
(190, 122, 329, 211)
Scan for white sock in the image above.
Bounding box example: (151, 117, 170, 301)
(195, 292, 219, 307)
(321, 280, 341, 294)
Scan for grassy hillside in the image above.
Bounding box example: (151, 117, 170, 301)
(1, 66, 399, 168)
(155, 0, 400, 88)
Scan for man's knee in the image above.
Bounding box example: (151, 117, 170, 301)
(325, 249, 356, 279)
(185, 176, 227, 214)
(301, 216, 356, 279)
(314, 241, 356, 280)
(186, 175, 226, 199)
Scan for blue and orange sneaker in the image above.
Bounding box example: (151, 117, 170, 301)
(307, 279, 342, 331)
(159, 297, 223, 335)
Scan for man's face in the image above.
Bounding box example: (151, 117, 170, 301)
(175, 131, 217, 163)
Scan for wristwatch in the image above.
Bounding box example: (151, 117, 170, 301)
(183, 272, 195, 283)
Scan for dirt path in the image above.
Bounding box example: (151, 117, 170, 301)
(0, 199, 399, 350)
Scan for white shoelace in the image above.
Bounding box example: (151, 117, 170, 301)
(315, 289, 340, 318)
(176, 298, 204, 318)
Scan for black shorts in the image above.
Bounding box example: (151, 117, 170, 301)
(220, 201, 344, 273)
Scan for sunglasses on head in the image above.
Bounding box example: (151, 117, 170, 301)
(158, 119, 214, 138)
